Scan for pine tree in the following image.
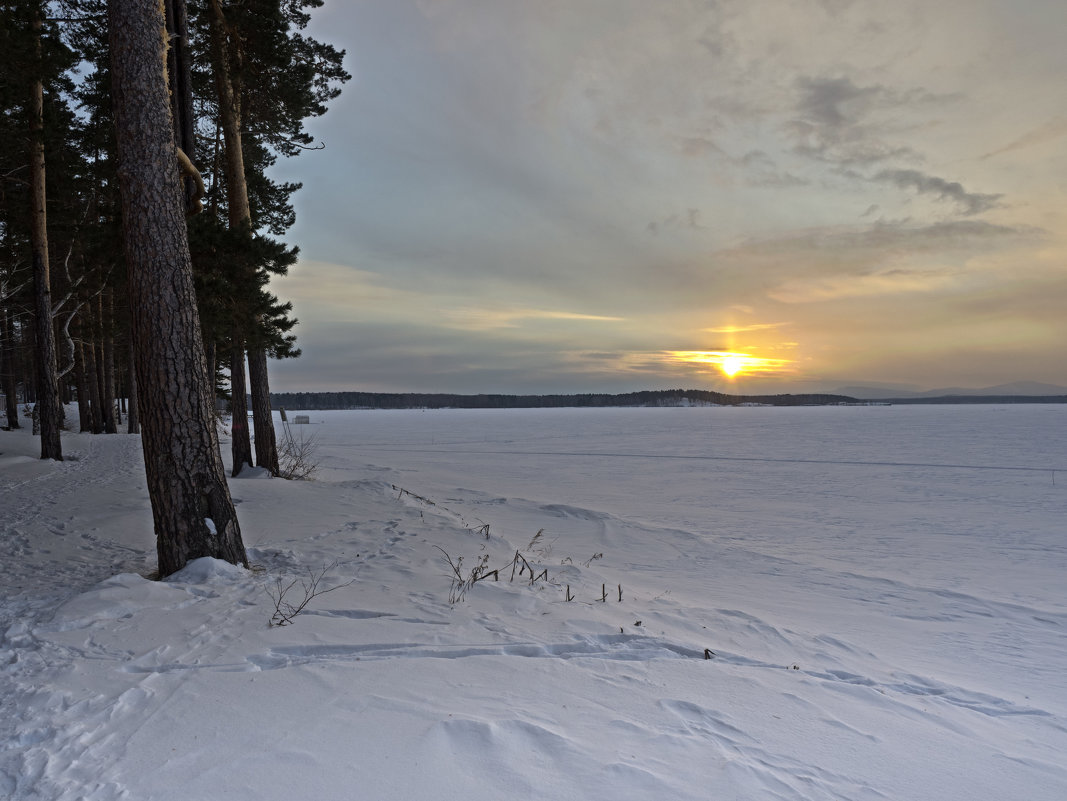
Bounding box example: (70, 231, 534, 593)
(194, 0, 347, 475)
(24, 1, 67, 459)
(109, 0, 247, 576)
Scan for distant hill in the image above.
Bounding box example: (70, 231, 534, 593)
(834, 381, 1067, 400)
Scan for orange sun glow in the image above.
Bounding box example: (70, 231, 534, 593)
(667, 350, 794, 379)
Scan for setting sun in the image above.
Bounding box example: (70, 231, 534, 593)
(719, 355, 747, 377)
(666, 350, 794, 380)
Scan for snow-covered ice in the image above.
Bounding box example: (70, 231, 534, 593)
(2, 404, 1065, 800)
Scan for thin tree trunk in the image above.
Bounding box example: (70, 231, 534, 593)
(84, 319, 103, 434)
(29, 6, 62, 460)
(125, 335, 139, 434)
(102, 291, 118, 433)
(94, 338, 108, 427)
(110, 0, 246, 576)
(206, 339, 216, 404)
(111, 292, 123, 426)
(165, 0, 201, 215)
(209, 0, 251, 230)
(2, 306, 20, 429)
(74, 339, 91, 431)
(81, 293, 102, 433)
(247, 346, 278, 474)
(209, 3, 279, 477)
(229, 339, 253, 475)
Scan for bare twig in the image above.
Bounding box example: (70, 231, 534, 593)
(434, 546, 496, 604)
(264, 561, 352, 626)
(278, 421, 318, 480)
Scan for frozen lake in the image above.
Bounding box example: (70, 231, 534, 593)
(310, 403, 1067, 608)
(3, 403, 1066, 800)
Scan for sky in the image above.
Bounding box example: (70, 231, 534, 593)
(268, 0, 1067, 395)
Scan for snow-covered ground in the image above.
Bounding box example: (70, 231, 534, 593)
(2, 404, 1065, 800)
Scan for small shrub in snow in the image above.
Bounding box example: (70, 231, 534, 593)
(263, 561, 351, 626)
(435, 547, 499, 604)
(278, 427, 318, 480)
(436, 539, 621, 606)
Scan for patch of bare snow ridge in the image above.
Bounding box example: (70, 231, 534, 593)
(1, 405, 1066, 801)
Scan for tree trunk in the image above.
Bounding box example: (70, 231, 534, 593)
(109, 0, 247, 577)
(209, 2, 279, 477)
(165, 0, 199, 214)
(29, 6, 62, 460)
(74, 339, 91, 431)
(247, 346, 278, 474)
(94, 337, 107, 424)
(101, 292, 118, 433)
(209, 0, 251, 231)
(84, 323, 104, 433)
(2, 306, 20, 429)
(229, 339, 253, 476)
(125, 335, 139, 434)
(206, 339, 216, 404)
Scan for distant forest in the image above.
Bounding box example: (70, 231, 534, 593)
(269, 390, 858, 410)
(269, 390, 1067, 410)
(869, 395, 1067, 405)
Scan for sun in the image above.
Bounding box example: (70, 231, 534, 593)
(665, 350, 795, 380)
(718, 355, 747, 378)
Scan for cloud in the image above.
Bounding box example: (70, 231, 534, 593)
(703, 322, 790, 334)
(438, 308, 625, 331)
(768, 268, 960, 303)
(796, 75, 883, 130)
(646, 208, 707, 235)
(676, 136, 723, 158)
(722, 220, 1033, 266)
(736, 150, 810, 187)
(786, 76, 925, 166)
(274, 260, 412, 317)
(712, 219, 1037, 304)
(872, 169, 1003, 215)
(981, 117, 1067, 160)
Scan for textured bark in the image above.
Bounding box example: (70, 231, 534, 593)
(164, 0, 195, 156)
(125, 336, 139, 434)
(74, 340, 91, 431)
(247, 346, 278, 474)
(205, 340, 216, 403)
(94, 337, 107, 426)
(82, 299, 103, 433)
(101, 292, 118, 433)
(229, 340, 252, 476)
(164, 0, 200, 215)
(2, 307, 20, 429)
(29, 7, 63, 460)
(110, 0, 247, 576)
(208, 5, 279, 474)
(208, 0, 251, 230)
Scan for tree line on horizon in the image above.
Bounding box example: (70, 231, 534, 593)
(1, 0, 348, 576)
(270, 389, 860, 410)
(269, 389, 1067, 411)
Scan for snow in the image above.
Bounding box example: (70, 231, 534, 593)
(2, 405, 1066, 800)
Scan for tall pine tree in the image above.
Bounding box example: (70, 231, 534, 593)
(109, 0, 247, 576)
(195, 0, 347, 475)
